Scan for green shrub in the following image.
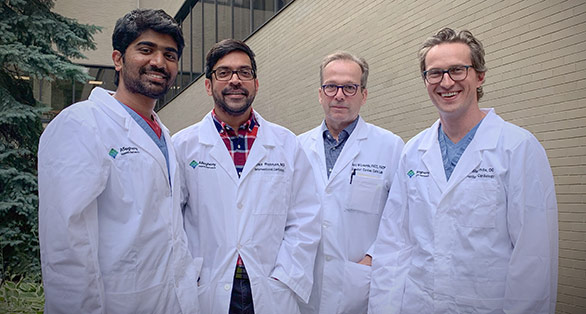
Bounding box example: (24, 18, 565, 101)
(0, 276, 44, 313)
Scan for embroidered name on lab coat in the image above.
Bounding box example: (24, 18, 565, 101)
(467, 167, 495, 179)
(254, 162, 285, 173)
(351, 163, 386, 175)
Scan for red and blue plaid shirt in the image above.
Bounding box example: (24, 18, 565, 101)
(212, 109, 259, 178)
(211, 109, 259, 278)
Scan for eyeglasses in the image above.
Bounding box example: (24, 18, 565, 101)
(321, 84, 360, 97)
(423, 65, 473, 84)
(211, 67, 255, 81)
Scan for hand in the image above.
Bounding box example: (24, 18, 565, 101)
(358, 254, 372, 266)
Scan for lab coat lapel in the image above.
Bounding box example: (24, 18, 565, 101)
(158, 118, 176, 185)
(443, 140, 481, 196)
(420, 119, 448, 194)
(200, 113, 240, 185)
(307, 123, 328, 187)
(93, 88, 168, 179)
(442, 109, 501, 197)
(328, 118, 366, 183)
(127, 118, 169, 177)
(239, 112, 271, 183)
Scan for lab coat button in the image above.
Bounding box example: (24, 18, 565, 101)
(325, 188, 332, 194)
(224, 284, 231, 291)
(237, 243, 242, 249)
(325, 256, 332, 261)
(237, 203, 243, 210)
(322, 223, 328, 229)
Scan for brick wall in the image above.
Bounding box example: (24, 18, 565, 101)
(158, 0, 586, 312)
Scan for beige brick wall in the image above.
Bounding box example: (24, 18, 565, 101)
(53, 0, 184, 66)
(159, 0, 586, 312)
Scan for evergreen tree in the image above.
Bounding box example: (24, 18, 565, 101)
(0, 0, 99, 279)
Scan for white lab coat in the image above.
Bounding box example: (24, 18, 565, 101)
(172, 111, 321, 314)
(369, 108, 558, 314)
(297, 117, 403, 314)
(38, 87, 201, 314)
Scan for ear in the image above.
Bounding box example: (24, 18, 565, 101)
(318, 86, 324, 104)
(254, 78, 259, 92)
(205, 79, 213, 96)
(360, 88, 368, 106)
(477, 71, 486, 87)
(112, 50, 123, 71)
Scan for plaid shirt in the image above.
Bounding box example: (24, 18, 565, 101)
(212, 109, 259, 279)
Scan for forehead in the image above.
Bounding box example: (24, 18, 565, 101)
(425, 42, 472, 69)
(322, 59, 362, 82)
(214, 51, 252, 68)
(130, 29, 178, 50)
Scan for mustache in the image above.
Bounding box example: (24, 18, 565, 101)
(222, 87, 249, 96)
(140, 66, 170, 79)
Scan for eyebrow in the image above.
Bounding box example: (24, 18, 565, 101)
(215, 66, 253, 70)
(136, 41, 179, 55)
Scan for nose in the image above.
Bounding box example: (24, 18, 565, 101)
(439, 72, 455, 87)
(150, 51, 165, 67)
(333, 86, 345, 100)
(228, 71, 242, 85)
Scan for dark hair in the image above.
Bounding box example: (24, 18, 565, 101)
(419, 28, 487, 100)
(112, 9, 184, 85)
(205, 39, 257, 79)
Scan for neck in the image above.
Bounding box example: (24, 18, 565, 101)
(215, 106, 252, 130)
(439, 107, 485, 143)
(114, 88, 157, 119)
(325, 119, 353, 141)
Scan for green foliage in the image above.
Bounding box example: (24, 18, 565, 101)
(0, 276, 44, 313)
(0, 0, 100, 280)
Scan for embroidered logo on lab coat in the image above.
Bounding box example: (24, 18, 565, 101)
(190, 161, 216, 169)
(408, 170, 429, 178)
(120, 146, 139, 155)
(109, 148, 118, 159)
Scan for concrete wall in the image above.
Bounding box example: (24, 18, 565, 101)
(158, 0, 586, 313)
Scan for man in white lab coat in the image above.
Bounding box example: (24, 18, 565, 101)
(297, 51, 404, 314)
(173, 39, 321, 314)
(38, 9, 201, 314)
(369, 28, 558, 314)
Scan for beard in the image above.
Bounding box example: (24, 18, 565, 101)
(122, 64, 173, 99)
(213, 85, 256, 116)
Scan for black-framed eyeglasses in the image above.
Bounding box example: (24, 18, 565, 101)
(321, 84, 361, 97)
(211, 67, 256, 81)
(423, 65, 473, 84)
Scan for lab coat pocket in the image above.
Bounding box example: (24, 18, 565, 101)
(456, 181, 498, 228)
(265, 277, 300, 314)
(346, 175, 384, 214)
(251, 175, 289, 215)
(106, 282, 180, 314)
(339, 261, 371, 314)
(454, 294, 504, 313)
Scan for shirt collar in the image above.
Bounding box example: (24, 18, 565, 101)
(322, 115, 360, 141)
(212, 108, 258, 134)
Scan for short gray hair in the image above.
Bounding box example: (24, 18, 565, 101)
(320, 51, 369, 89)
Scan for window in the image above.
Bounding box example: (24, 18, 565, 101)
(158, 0, 294, 109)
